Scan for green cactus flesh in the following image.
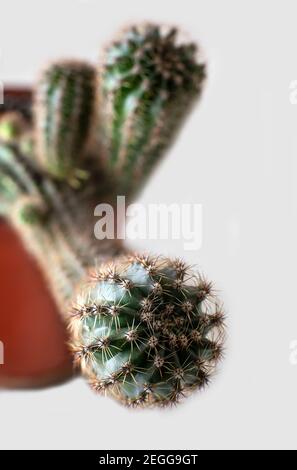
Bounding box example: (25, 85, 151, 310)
(35, 61, 96, 181)
(99, 24, 206, 195)
(70, 255, 224, 407)
(0, 113, 24, 142)
(0, 114, 32, 214)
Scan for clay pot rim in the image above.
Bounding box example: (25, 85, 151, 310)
(0, 361, 75, 390)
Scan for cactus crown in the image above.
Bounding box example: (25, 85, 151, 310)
(104, 25, 204, 91)
(70, 254, 224, 407)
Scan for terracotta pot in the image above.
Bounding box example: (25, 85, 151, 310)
(0, 221, 73, 388)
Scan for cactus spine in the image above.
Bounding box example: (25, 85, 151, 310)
(35, 61, 96, 182)
(99, 24, 205, 196)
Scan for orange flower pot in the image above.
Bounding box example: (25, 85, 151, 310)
(0, 219, 73, 388)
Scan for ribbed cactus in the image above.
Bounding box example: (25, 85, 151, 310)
(70, 255, 224, 407)
(0, 24, 225, 405)
(0, 113, 35, 216)
(99, 24, 206, 196)
(35, 61, 96, 182)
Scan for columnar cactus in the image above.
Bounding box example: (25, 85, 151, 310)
(35, 61, 96, 182)
(99, 24, 206, 196)
(70, 255, 224, 407)
(0, 23, 225, 405)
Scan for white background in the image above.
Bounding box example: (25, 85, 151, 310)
(1, 0, 297, 450)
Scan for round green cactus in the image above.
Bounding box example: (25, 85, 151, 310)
(70, 254, 224, 407)
(35, 60, 96, 182)
(99, 24, 206, 196)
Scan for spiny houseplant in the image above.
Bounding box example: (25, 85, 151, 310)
(71, 254, 224, 406)
(0, 23, 225, 406)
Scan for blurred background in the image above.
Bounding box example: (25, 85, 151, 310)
(1, 0, 297, 450)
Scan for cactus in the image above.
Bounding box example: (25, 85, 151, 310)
(0, 112, 29, 142)
(0, 24, 225, 404)
(0, 113, 36, 216)
(70, 254, 224, 407)
(98, 24, 206, 196)
(35, 61, 96, 182)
